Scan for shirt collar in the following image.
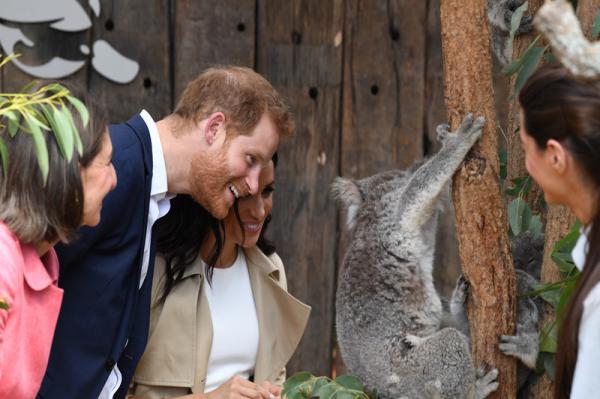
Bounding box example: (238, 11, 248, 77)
(140, 110, 169, 199)
(572, 225, 590, 271)
(21, 244, 59, 291)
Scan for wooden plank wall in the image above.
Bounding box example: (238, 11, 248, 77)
(1, 0, 465, 377)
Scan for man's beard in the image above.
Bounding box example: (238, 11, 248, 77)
(189, 145, 234, 220)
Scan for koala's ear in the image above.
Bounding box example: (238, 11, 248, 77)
(331, 177, 362, 231)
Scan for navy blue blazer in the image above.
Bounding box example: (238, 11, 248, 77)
(38, 115, 156, 399)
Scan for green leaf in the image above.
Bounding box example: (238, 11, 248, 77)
(503, 35, 541, 76)
(539, 322, 558, 353)
(551, 252, 576, 275)
(511, 46, 546, 99)
(553, 221, 582, 254)
(592, 8, 600, 39)
(335, 376, 364, 392)
(62, 105, 83, 156)
(25, 113, 49, 183)
(43, 104, 74, 161)
(316, 382, 341, 399)
(529, 215, 543, 240)
(283, 372, 315, 399)
(508, 198, 531, 236)
(0, 136, 8, 177)
(20, 80, 38, 94)
(66, 95, 89, 127)
(506, 1, 529, 55)
(0, 298, 9, 310)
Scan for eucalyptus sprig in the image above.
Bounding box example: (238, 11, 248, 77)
(0, 54, 89, 184)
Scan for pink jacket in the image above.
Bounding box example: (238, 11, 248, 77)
(0, 222, 64, 398)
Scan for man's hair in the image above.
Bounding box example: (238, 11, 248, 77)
(0, 92, 106, 244)
(174, 66, 294, 138)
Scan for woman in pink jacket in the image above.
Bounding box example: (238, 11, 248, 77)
(0, 91, 117, 398)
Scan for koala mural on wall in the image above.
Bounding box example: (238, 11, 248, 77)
(332, 115, 499, 399)
(0, 0, 139, 84)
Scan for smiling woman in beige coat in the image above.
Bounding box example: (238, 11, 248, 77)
(129, 155, 310, 399)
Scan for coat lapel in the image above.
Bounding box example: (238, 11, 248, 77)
(246, 248, 311, 384)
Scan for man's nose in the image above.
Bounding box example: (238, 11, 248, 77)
(245, 168, 260, 195)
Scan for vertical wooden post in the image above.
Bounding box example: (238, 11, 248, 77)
(440, 1, 518, 397)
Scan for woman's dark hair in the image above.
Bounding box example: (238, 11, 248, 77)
(519, 63, 600, 399)
(155, 152, 278, 302)
(0, 88, 106, 244)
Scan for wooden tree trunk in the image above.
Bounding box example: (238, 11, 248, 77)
(440, 1, 517, 398)
(529, 3, 598, 396)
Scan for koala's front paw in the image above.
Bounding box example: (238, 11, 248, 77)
(474, 365, 499, 399)
(503, 0, 533, 35)
(401, 334, 425, 349)
(436, 114, 485, 147)
(451, 275, 469, 307)
(499, 333, 539, 369)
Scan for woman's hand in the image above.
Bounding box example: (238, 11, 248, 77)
(259, 381, 281, 399)
(206, 376, 273, 399)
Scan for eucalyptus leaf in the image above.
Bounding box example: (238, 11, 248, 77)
(66, 95, 89, 127)
(529, 215, 543, 240)
(20, 80, 38, 94)
(539, 323, 558, 353)
(315, 382, 341, 399)
(592, 8, 600, 39)
(41, 104, 73, 161)
(503, 35, 541, 76)
(62, 105, 83, 156)
(512, 46, 546, 99)
(506, 1, 529, 54)
(0, 136, 8, 177)
(508, 198, 531, 236)
(7, 117, 18, 137)
(26, 113, 49, 183)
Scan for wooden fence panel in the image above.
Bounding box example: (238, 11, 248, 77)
(256, 0, 344, 377)
(88, 0, 171, 123)
(173, 0, 256, 100)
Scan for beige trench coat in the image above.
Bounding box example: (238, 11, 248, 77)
(130, 247, 311, 398)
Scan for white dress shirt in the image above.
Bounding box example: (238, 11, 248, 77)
(570, 227, 600, 398)
(99, 110, 172, 399)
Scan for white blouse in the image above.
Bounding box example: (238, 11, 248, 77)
(570, 229, 600, 398)
(202, 250, 260, 393)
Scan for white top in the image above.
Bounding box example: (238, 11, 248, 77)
(99, 110, 173, 399)
(203, 250, 260, 393)
(570, 227, 600, 398)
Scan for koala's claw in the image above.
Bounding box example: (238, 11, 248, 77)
(474, 366, 499, 399)
(401, 334, 424, 349)
(499, 334, 539, 369)
(436, 123, 451, 142)
(451, 275, 469, 305)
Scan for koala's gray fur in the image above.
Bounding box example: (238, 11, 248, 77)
(333, 114, 498, 399)
(487, 0, 533, 66)
(448, 231, 545, 398)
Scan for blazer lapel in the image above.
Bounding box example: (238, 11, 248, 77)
(246, 248, 311, 384)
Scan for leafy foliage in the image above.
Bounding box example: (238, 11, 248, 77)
(283, 372, 376, 399)
(0, 54, 88, 184)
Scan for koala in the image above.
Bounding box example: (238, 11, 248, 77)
(487, 0, 534, 66)
(448, 231, 545, 398)
(333, 114, 498, 399)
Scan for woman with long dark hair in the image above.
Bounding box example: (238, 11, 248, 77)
(130, 155, 310, 399)
(518, 62, 600, 399)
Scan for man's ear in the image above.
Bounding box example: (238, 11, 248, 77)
(203, 112, 226, 146)
(546, 139, 568, 175)
(331, 177, 363, 231)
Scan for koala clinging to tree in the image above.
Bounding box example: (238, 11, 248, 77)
(487, 0, 534, 66)
(332, 114, 498, 399)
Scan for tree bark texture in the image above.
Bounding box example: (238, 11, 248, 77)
(440, 1, 517, 397)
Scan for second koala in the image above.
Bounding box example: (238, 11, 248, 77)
(333, 114, 498, 399)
